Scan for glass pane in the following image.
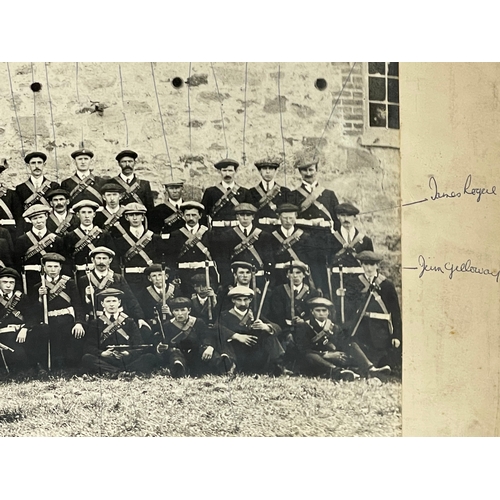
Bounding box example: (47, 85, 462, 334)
(388, 105, 400, 129)
(388, 78, 399, 103)
(369, 77, 386, 101)
(388, 62, 399, 76)
(370, 103, 387, 127)
(368, 62, 386, 75)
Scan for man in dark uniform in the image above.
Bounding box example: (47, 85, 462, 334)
(115, 202, 162, 296)
(164, 201, 217, 296)
(189, 273, 218, 326)
(14, 204, 66, 293)
(348, 251, 402, 371)
(0, 161, 23, 240)
(215, 286, 284, 375)
(293, 297, 390, 380)
(77, 246, 150, 332)
(32, 253, 86, 370)
(15, 152, 59, 211)
(45, 189, 79, 237)
(213, 203, 274, 288)
(109, 150, 154, 211)
(200, 158, 252, 230)
(61, 149, 104, 206)
(0, 267, 32, 374)
(270, 203, 316, 286)
(330, 203, 374, 324)
(290, 151, 339, 298)
(64, 200, 118, 279)
(156, 296, 225, 377)
(94, 183, 127, 238)
(249, 158, 291, 231)
(81, 288, 158, 375)
(147, 179, 186, 235)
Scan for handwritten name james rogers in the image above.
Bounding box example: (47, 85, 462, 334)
(429, 174, 497, 202)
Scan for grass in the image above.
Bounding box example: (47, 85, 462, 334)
(0, 373, 401, 437)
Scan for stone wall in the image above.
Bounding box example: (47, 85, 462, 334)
(0, 62, 400, 288)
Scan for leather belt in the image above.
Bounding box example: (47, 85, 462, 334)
(48, 307, 75, 318)
(0, 219, 15, 226)
(258, 217, 279, 225)
(125, 267, 147, 273)
(178, 261, 215, 270)
(0, 325, 21, 334)
(24, 264, 42, 272)
(296, 218, 331, 228)
(75, 264, 94, 271)
(331, 267, 364, 274)
(365, 312, 391, 321)
(211, 220, 238, 227)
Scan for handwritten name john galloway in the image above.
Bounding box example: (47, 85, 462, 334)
(429, 174, 497, 202)
(418, 255, 500, 283)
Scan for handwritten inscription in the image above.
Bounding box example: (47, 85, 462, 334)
(429, 174, 496, 202)
(418, 255, 500, 283)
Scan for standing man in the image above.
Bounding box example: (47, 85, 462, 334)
(14, 204, 65, 293)
(45, 189, 79, 237)
(0, 161, 22, 240)
(147, 179, 186, 235)
(94, 183, 127, 238)
(33, 253, 86, 370)
(109, 150, 154, 211)
(249, 158, 291, 230)
(201, 158, 252, 229)
(15, 152, 59, 211)
(164, 201, 217, 296)
(61, 149, 104, 206)
(81, 288, 158, 375)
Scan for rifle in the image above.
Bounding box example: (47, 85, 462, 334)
(255, 267, 271, 321)
(251, 265, 258, 316)
(107, 344, 154, 350)
(85, 258, 97, 319)
(154, 308, 167, 342)
(0, 346, 10, 373)
(289, 259, 295, 333)
(40, 271, 51, 371)
(205, 260, 214, 326)
(350, 283, 376, 338)
(326, 255, 333, 300)
(161, 256, 167, 322)
(337, 264, 345, 324)
(21, 256, 28, 295)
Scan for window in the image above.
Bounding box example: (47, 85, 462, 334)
(368, 62, 399, 129)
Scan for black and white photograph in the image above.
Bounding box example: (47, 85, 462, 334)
(0, 62, 402, 437)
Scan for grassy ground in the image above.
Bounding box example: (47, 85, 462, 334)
(0, 373, 401, 437)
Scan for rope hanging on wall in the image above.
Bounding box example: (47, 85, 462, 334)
(242, 62, 248, 167)
(277, 63, 287, 188)
(118, 64, 129, 148)
(6, 62, 25, 158)
(31, 62, 38, 150)
(44, 63, 59, 181)
(210, 62, 229, 160)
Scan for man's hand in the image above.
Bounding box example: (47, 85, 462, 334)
(251, 320, 271, 333)
(16, 327, 28, 343)
(156, 342, 169, 354)
(292, 316, 305, 325)
(323, 351, 347, 364)
(201, 346, 214, 360)
(232, 333, 258, 346)
(392, 338, 401, 348)
(206, 287, 216, 298)
(161, 305, 171, 316)
(72, 323, 85, 339)
(38, 286, 47, 297)
(138, 319, 151, 330)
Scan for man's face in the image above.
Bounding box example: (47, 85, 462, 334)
(103, 192, 121, 208)
(92, 254, 112, 272)
(166, 185, 183, 201)
(312, 306, 329, 322)
(362, 262, 378, 278)
(44, 262, 62, 279)
(234, 267, 251, 286)
(193, 283, 209, 298)
(148, 271, 166, 288)
(119, 157, 135, 176)
(172, 307, 190, 323)
(75, 155, 92, 172)
(50, 195, 69, 214)
(30, 213, 48, 231)
(77, 207, 95, 227)
(29, 158, 45, 178)
(125, 212, 144, 228)
(338, 214, 356, 230)
(0, 277, 15, 293)
(288, 268, 305, 287)
(236, 213, 253, 228)
(299, 165, 318, 184)
(279, 211, 297, 230)
(220, 166, 236, 183)
(184, 208, 201, 227)
(102, 296, 121, 314)
(232, 296, 251, 311)
(260, 166, 277, 183)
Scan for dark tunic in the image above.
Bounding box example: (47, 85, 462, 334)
(15, 177, 60, 210)
(60, 174, 106, 205)
(0, 188, 23, 239)
(147, 201, 185, 235)
(109, 175, 154, 212)
(46, 211, 80, 237)
(201, 183, 252, 225)
(94, 206, 127, 239)
(249, 182, 292, 230)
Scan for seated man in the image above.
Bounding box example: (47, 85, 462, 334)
(216, 286, 284, 375)
(82, 288, 158, 375)
(293, 297, 390, 380)
(156, 297, 225, 377)
(189, 273, 217, 326)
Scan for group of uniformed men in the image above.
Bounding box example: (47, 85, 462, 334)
(0, 147, 401, 381)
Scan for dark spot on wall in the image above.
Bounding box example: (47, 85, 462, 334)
(236, 109, 244, 114)
(186, 74, 208, 86)
(315, 78, 327, 91)
(172, 77, 184, 88)
(264, 96, 287, 113)
(208, 143, 226, 151)
(266, 133, 275, 139)
(30, 82, 42, 92)
(291, 103, 315, 118)
(199, 91, 230, 102)
(188, 120, 205, 128)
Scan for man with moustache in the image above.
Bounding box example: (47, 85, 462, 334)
(94, 183, 127, 238)
(61, 149, 104, 206)
(109, 150, 154, 211)
(15, 152, 59, 211)
(45, 189, 79, 237)
(201, 158, 252, 230)
(147, 179, 187, 236)
(0, 160, 22, 240)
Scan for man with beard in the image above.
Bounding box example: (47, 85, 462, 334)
(94, 183, 127, 238)
(15, 152, 59, 211)
(147, 179, 187, 235)
(44, 189, 79, 237)
(109, 150, 154, 211)
(61, 149, 104, 206)
(81, 288, 158, 375)
(201, 158, 252, 230)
